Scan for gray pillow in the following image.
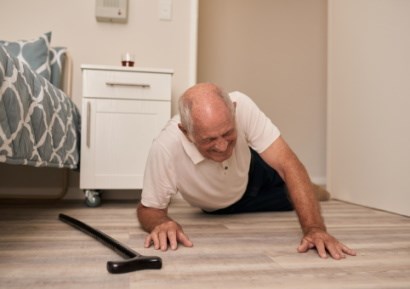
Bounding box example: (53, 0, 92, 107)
(49, 46, 67, 89)
(0, 32, 51, 80)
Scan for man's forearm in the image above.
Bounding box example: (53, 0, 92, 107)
(137, 203, 173, 232)
(260, 137, 326, 234)
(284, 161, 326, 234)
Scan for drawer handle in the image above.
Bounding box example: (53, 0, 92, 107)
(105, 82, 151, 88)
(86, 101, 91, 148)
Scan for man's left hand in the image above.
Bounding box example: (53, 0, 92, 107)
(297, 228, 357, 259)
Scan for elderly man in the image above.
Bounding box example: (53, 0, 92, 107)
(137, 83, 356, 260)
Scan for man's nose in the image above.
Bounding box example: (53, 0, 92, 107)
(213, 138, 228, 152)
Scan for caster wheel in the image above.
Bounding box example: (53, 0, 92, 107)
(84, 190, 101, 207)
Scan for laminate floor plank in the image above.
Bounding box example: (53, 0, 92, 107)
(0, 198, 409, 289)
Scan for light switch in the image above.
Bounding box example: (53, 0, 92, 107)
(159, 0, 172, 21)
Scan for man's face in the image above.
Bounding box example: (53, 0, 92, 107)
(190, 113, 237, 162)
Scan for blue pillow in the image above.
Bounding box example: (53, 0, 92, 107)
(49, 46, 67, 89)
(0, 32, 51, 80)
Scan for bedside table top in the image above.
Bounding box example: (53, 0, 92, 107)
(81, 64, 174, 75)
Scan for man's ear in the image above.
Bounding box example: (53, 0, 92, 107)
(178, 123, 195, 143)
(178, 123, 189, 137)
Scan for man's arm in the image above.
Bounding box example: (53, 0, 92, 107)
(260, 136, 356, 259)
(137, 203, 193, 251)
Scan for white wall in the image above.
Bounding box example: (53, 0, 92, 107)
(327, 0, 410, 216)
(0, 0, 197, 113)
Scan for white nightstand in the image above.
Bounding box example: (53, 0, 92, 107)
(80, 65, 173, 206)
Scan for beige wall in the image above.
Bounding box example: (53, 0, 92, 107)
(198, 0, 327, 184)
(0, 0, 197, 199)
(327, 0, 410, 216)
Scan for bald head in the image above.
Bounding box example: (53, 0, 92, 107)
(178, 83, 237, 162)
(178, 83, 235, 136)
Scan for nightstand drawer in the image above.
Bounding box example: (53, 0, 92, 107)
(83, 69, 172, 101)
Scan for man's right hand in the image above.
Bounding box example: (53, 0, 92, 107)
(137, 203, 193, 251)
(144, 220, 193, 251)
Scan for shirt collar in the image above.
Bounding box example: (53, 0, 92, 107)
(179, 130, 205, 165)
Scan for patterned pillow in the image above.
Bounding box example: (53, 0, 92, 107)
(49, 46, 67, 89)
(0, 32, 51, 80)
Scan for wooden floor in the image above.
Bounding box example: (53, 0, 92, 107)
(0, 197, 409, 289)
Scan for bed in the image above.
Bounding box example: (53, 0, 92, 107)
(0, 32, 81, 198)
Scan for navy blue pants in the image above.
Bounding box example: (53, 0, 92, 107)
(205, 149, 294, 214)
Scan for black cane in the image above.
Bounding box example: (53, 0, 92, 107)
(59, 213, 162, 274)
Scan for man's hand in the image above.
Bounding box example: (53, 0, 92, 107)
(297, 228, 356, 259)
(137, 203, 193, 251)
(144, 220, 193, 251)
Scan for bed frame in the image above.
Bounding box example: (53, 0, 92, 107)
(0, 52, 75, 200)
(56, 51, 74, 199)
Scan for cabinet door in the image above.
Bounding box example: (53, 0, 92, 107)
(80, 98, 170, 189)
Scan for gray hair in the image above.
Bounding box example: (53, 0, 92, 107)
(178, 85, 235, 136)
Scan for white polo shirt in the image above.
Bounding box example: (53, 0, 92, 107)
(141, 91, 280, 212)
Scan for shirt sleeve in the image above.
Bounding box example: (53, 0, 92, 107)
(231, 91, 281, 153)
(141, 139, 177, 209)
